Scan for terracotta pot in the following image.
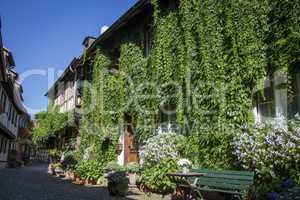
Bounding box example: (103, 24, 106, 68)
(65, 172, 70, 180)
(76, 177, 84, 185)
(69, 171, 75, 180)
(128, 173, 137, 186)
(91, 179, 97, 185)
(96, 178, 102, 186)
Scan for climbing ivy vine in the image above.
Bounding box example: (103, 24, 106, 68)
(118, 43, 154, 142)
(33, 105, 74, 144)
(77, 0, 300, 171)
(79, 50, 119, 164)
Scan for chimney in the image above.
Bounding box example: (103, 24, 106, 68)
(82, 36, 96, 49)
(100, 25, 109, 34)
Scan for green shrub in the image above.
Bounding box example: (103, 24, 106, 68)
(104, 161, 122, 172)
(61, 151, 78, 170)
(125, 162, 140, 173)
(75, 160, 104, 181)
(49, 149, 62, 163)
(52, 162, 62, 170)
(141, 159, 179, 194)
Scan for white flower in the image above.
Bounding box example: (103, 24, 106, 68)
(178, 159, 191, 167)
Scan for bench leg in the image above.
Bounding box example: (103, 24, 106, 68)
(194, 190, 204, 200)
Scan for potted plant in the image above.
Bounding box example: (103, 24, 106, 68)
(126, 162, 139, 186)
(61, 151, 78, 180)
(97, 176, 106, 186)
(107, 171, 129, 196)
(104, 161, 121, 173)
(48, 163, 56, 175)
(53, 163, 64, 177)
(48, 149, 62, 163)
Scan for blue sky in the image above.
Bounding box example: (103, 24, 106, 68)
(0, 0, 137, 116)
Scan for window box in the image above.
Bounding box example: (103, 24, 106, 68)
(19, 128, 31, 138)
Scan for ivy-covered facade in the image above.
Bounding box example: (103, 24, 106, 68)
(44, 0, 299, 181)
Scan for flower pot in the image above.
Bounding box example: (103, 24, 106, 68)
(107, 171, 129, 196)
(65, 172, 70, 180)
(108, 182, 128, 196)
(86, 179, 97, 185)
(69, 171, 75, 181)
(76, 177, 84, 185)
(96, 178, 102, 186)
(128, 173, 137, 186)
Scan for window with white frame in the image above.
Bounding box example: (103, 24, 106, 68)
(253, 71, 289, 122)
(8, 103, 12, 120)
(253, 77, 275, 121)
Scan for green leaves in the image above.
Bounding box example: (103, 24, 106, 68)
(33, 105, 74, 144)
(141, 159, 179, 194)
(79, 50, 118, 168)
(79, 0, 300, 178)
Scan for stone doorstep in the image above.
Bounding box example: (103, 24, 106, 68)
(129, 184, 137, 188)
(83, 183, 102, 188)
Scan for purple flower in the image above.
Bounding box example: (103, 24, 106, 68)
(282, 178, 294, 189)
(267, 192, 279, 200)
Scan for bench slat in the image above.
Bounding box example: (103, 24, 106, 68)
(191, 169, 254, 177)
(196, 187, 243, 195)
(197, 180, 250, 190)
(201, 174, 254, 181)
(188, 168, 254, 195)
(197, 177, 253, 186)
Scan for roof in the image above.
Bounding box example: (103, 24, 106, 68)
(3, 47, 15, 67)
(87, 0, 149, 54)
(46, 0, 150, 96)
(82, 36, 96, 46)
(45, 57, 79, 96)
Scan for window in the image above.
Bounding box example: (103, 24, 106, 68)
(0, 137, 2, 153)
(0, 87, 3, 104)
(3, 95, 6, 113)
(158, 104, 179, 133)
(13, 111, 15, 124)
(253, 77, 276, 121)
(8, 104, 12, 120)
(3, 139, 7, 153)
(7, 140, 10, 151)
(19, 117, 22, 128)
(14, 113, 17, 126)
(86, 65, 92, 79)
(11, 110, 14, 125)
(15, 115, 18, 127)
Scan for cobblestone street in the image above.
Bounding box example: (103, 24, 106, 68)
(0, 165, 167, 200)
(0, 165, 111, 200)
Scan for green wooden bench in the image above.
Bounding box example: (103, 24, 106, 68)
(189, 169, 255, 200)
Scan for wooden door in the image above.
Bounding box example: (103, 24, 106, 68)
(124, 122, 138, 164)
